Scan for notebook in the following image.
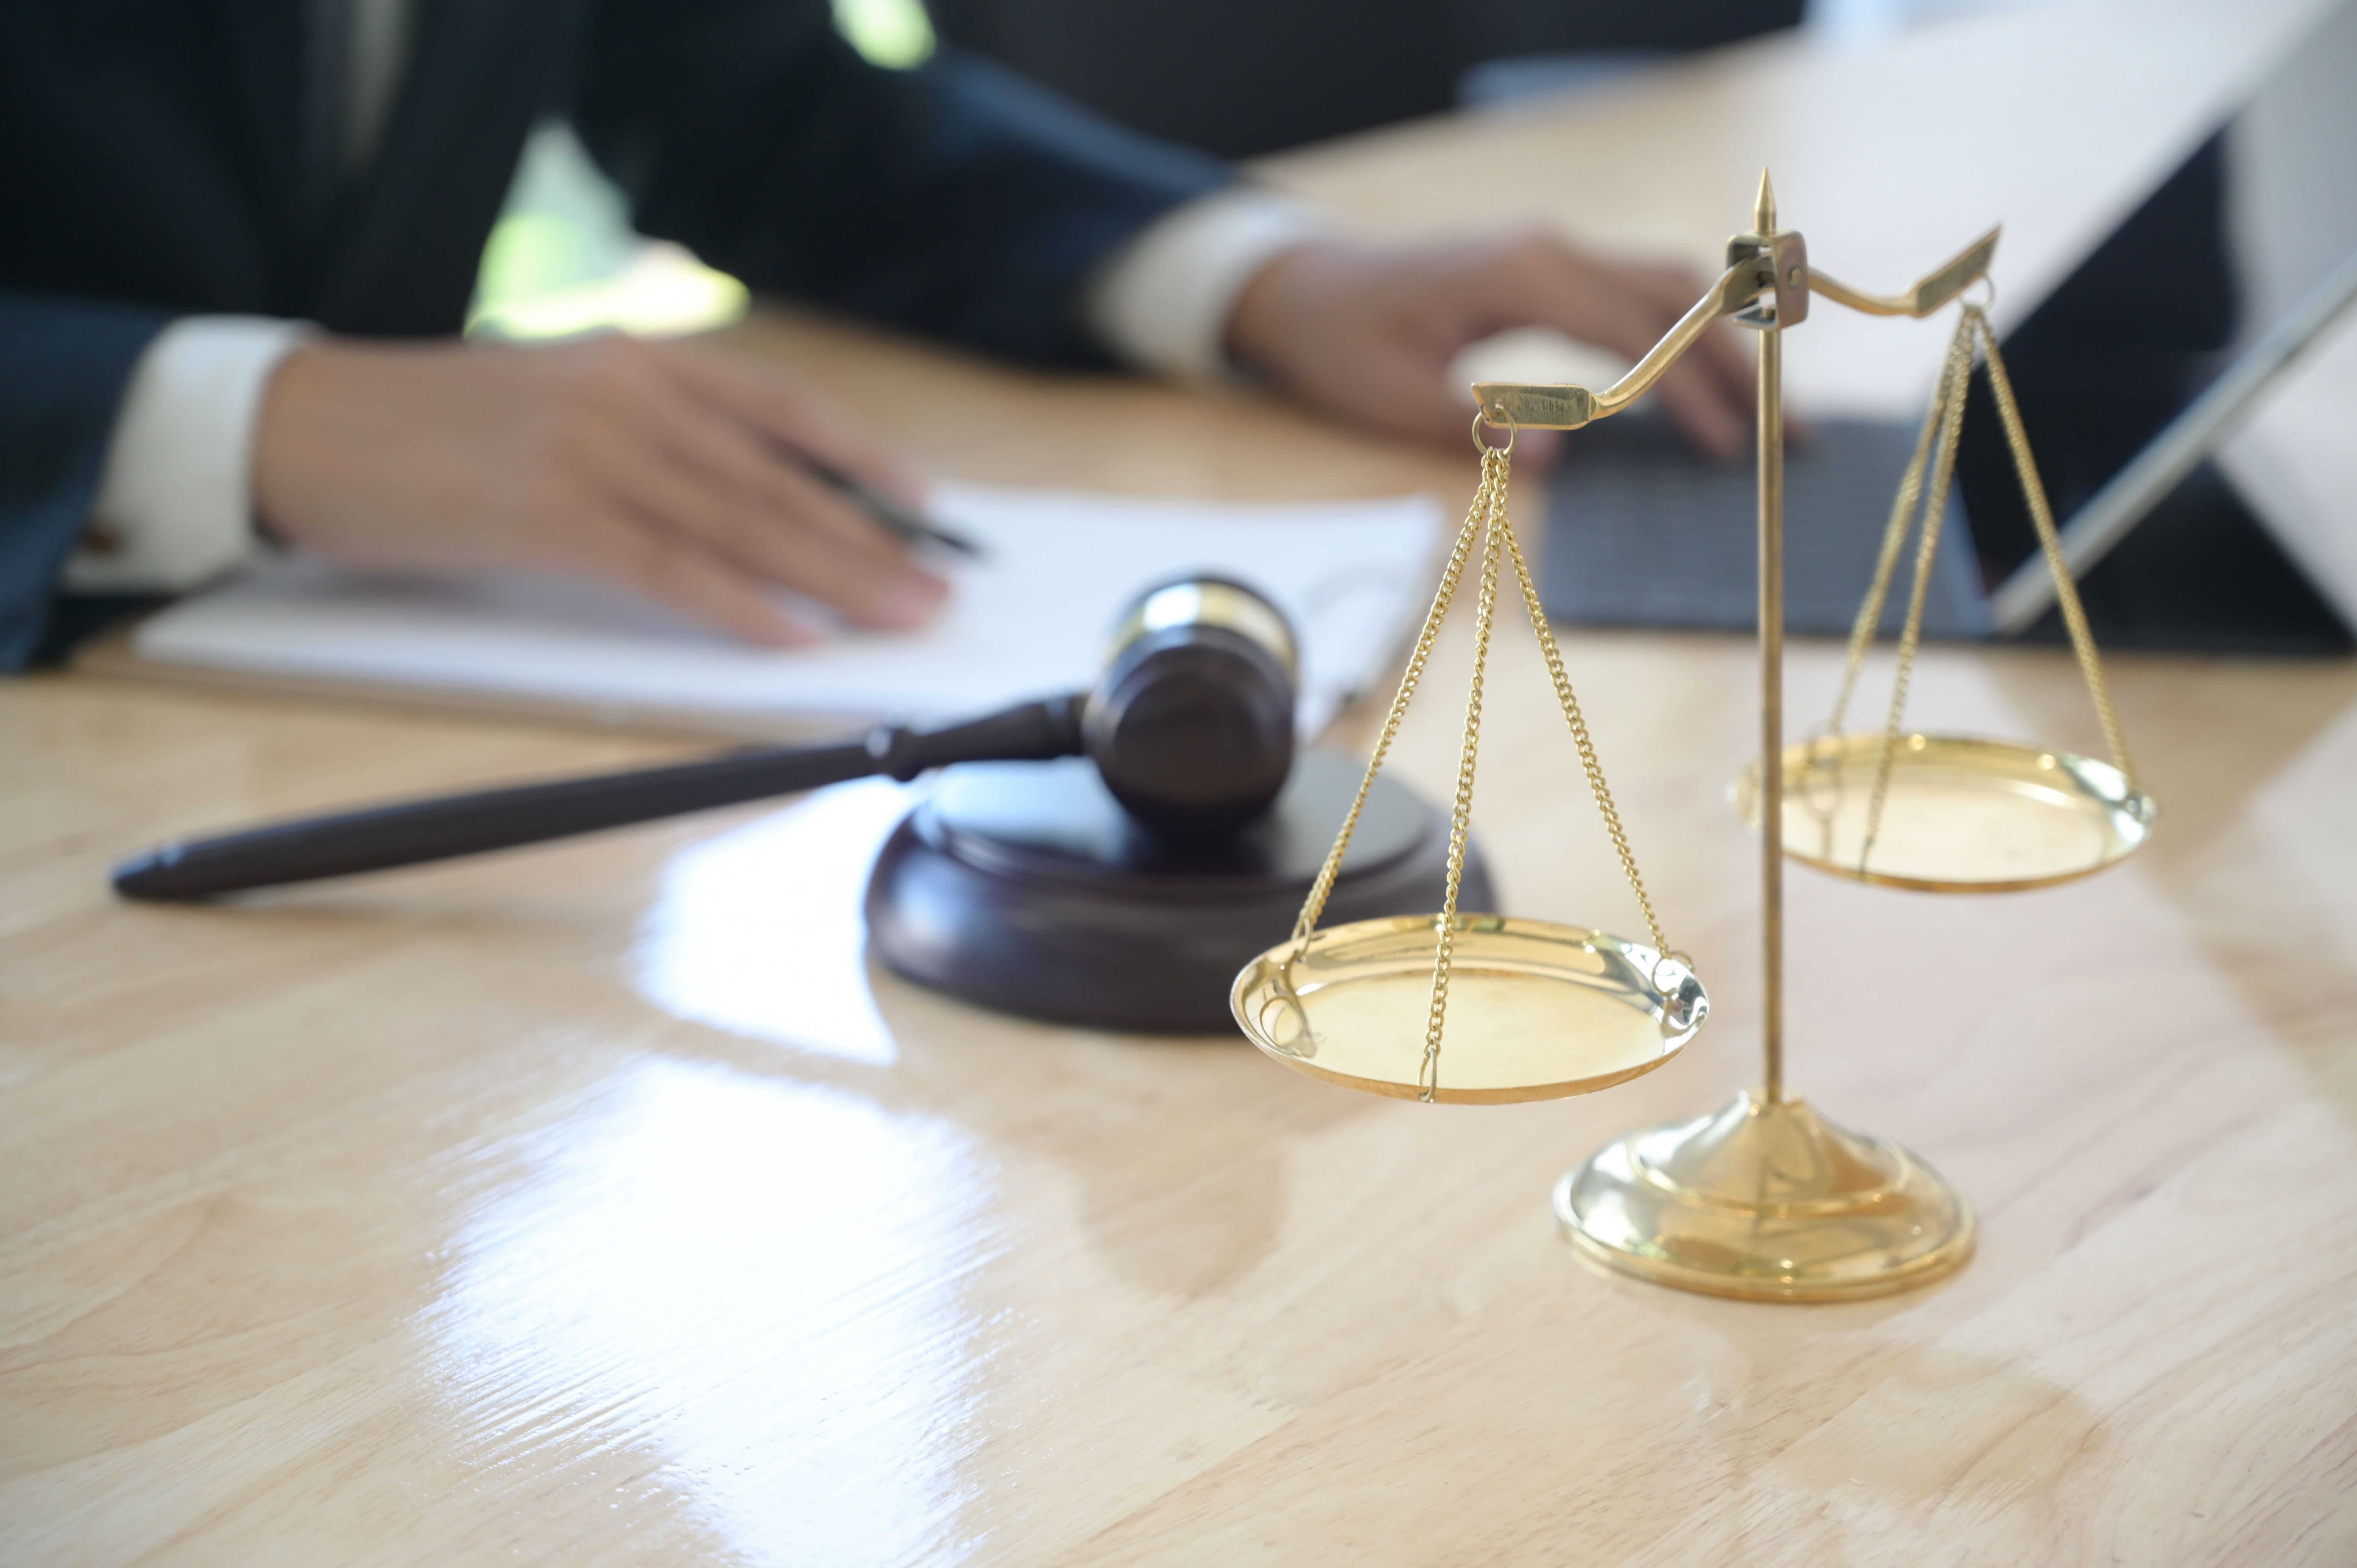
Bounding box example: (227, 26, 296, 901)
(116, 482, 1448, 738)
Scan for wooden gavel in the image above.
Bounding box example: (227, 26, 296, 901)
(112, 575, 1300, 901)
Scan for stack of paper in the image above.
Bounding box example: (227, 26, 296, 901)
(127, 483, 1447, 735)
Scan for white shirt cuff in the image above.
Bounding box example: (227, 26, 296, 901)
(1084, 188, 1328, 383)
(66, 316, 311, 593)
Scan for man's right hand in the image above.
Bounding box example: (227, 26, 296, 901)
(253, 334, 950, 646)
(1225, 229, 1756, 461)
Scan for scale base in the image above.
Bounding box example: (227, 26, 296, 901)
(1555, 1090, 1974, 1302)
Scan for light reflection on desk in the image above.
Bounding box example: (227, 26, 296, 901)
(430, 1054, 1000, 1565)
(633, 779, 919, 1065)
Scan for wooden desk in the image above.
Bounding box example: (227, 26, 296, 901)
(9, 14, 2357, 1567)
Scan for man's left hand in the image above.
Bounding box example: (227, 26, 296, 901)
(1224, 230, 1756, 460)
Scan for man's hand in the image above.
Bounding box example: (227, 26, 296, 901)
(1224, 230, 1756, 460)
(253, 334, 949, 645)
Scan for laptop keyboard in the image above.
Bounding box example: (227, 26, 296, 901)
(1537, 416, 1990, 640)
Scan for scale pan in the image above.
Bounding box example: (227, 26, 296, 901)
(1734, 733, 2154, 893)
(1231, 915, 1707, 1104)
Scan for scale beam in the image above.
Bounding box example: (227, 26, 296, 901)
(1808, 225, 2002, 318)
(1472, 254, 1773, 430)
(1469, 224, 2004, 431)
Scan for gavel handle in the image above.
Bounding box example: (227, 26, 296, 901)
(111, 694, 1087, 902)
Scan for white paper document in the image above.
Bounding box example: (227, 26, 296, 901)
(132, 483, 1447, 733)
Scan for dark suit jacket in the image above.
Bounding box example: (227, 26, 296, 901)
(0, 0, 1226, 666)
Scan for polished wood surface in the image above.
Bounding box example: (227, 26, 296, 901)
(10, 9, 2357, 1564)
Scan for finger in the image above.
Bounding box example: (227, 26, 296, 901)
(1616, 267, 1755, 458)
(578, 505, 819, 648)
(658, 344, 929, 510)
(1648, 365, 1750, 461)
(1660, 333, 1755, 461)
(592, 430, 946, 631)
(1368, 348, 1486, 447)
(1514, 429, 1564, 470)
(1512, 286, 1747, 458)
(1690, 321, 1759, 429)
(1624, 264, 1755, 387)
(1482, 251, 1707, 427)
(624, 382, 947, 604)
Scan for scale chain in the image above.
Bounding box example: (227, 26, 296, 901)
(1290, 421, 1684, 1104)
(1968, 305, 2140, 790)
(1825, 311, 1977, 739)
(1499, 521, 1670, 956)
(1859, 310, 1980, 870)
(1805, 313, 1972, 858)
(1290, 450, 1497, 944)
(1817, 301, 2140, 876)
(1421, 480, 1508, 1101)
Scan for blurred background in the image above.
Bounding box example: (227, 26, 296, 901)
(469, 0, 2026, 339)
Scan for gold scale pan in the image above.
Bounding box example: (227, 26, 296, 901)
(1232, 174, 2156, 1301)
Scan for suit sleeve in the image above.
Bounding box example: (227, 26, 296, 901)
(0, 290, 174, 669)
(570, 0, 1230, 367)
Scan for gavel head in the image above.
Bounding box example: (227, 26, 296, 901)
(1085, 576, 1298, 842)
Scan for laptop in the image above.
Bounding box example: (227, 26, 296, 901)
(1541, 0, 2357, 655)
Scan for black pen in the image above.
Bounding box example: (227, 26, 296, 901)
(803, 458, 985, 559)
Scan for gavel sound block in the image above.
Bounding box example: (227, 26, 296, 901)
(866, 575, 1489, 1031)
(866, 749, 1487, 1032)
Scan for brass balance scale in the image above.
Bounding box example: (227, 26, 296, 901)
(1230, 175, 2156, 1301)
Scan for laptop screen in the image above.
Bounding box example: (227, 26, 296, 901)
(1968, 0, 2357, 650)
(1539, 0, 2357, 654)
